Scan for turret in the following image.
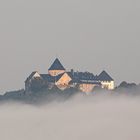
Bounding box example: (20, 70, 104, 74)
(48, 58, 66, 76)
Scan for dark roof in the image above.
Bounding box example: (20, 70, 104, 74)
(67, 72, 74, 79)
(26, 70, 114, 85)
(98, 70, 113, 81)
(79, 81, 101, 85)
(25, 71, 40, 82)
(54, 73, 65, 82)
(67, 71, 100, 84)
(40, 74, 55, 82)
(73, 72, 96, 81)
(40, 73, 65, 82)
(48, 58, 65, 70)
(28, 71, 37, 79)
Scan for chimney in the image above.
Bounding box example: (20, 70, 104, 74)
(71, 69, 74, 75)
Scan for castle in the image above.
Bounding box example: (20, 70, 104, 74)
(25, 58, 115, 93)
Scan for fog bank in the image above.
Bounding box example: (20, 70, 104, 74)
(0, 94, 140, 140)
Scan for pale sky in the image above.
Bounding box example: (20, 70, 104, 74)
(0, 0, 140, 93)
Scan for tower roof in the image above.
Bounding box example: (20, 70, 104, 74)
(98, 70, 114, 81)
(48, 58, 65, 70)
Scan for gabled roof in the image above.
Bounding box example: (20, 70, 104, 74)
(40, 73, 65, 83)
(55, 73, 65, 81)
(25, 71, 41, 83)
(67, 72, 74, 79)
(40, 74, 55, 82)
(48, 58, 65, 70)
(98, 70, 114, 81)
(28, 71, 37, 79)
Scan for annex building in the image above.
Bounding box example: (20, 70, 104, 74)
(25, 58, 115, 93)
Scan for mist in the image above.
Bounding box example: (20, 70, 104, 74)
(0, 93, 140, 140)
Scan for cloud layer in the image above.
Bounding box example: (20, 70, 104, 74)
(0, 94, 140, 140)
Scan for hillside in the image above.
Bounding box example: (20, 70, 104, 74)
(0, 81, 139, 104)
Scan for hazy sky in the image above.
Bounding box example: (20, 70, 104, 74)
(0, 0, 140, 92)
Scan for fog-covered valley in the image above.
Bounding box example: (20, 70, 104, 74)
(0, 93, 140, 140)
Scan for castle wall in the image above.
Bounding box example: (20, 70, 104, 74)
(56, 73, 72, 86)
(79, 84, 96, 93)
(101, 81, 115, 90)
(48, 70, 65, 76)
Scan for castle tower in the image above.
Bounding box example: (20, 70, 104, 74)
(98, 70, 115, 90)
(48, 58, 66, 76)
